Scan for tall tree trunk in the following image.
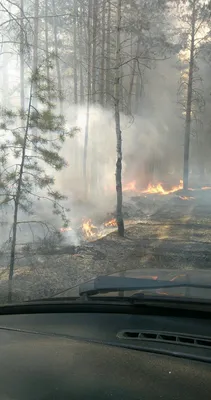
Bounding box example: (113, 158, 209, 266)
(32, 0, 39, 103)
(73, 0, 78, 104)
(92, 0, 98, 102)
(8, 85, 33, 302)
(115, 0, 124, 237)
(183, 0, 196, 191)
(45, 0, 52, 144)
(106, 0, 111, 106)
(99, 0, 106, 105)
(20, 0, 24, 110)
(79, 1, 84, 103)
(31, 0, 39, 151)
(83, 0, 92, 196)
(45, 0, 50, 102)
(52, 0, 63, 114)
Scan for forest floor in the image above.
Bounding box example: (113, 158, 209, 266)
(0, 189, 211, 302)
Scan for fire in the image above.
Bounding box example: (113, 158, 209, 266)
(123, 179, 184, 195)
(82, 218, 97, 238)
(104, 218, 117, 227)
(143, 180, 183, 195)
(60, 227, 72, 232)
(143, 183, 168, 195)
(202, 186, 211, 190)
(60, 218, 119, 241)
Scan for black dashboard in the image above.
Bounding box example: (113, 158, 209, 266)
(0, 306, 211, 399)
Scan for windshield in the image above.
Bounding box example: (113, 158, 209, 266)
(0, 0, 211, 304)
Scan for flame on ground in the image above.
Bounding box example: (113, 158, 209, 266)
(143, 180, 183, 195)
(104, 218, 117, 227)
(123, 179, 183, 195)
(60, 217, 140, 242)
(82, 218, 117, 240)
(82, 219, 97, 238)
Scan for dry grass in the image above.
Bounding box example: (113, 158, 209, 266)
(1, 195, 211, 303)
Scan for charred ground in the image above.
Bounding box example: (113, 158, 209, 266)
(0, 187, 211, 303)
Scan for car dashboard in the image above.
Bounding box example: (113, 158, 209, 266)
(0, 305, 211, 399)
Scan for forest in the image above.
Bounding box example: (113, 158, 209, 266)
(0, 0, 211, 301)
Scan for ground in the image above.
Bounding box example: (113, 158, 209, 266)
(0, 189, 211, 303)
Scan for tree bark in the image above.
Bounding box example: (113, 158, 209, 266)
(31, 0, 39, 151)
(73, 0, 78, 104)
(20, 0, 24, 110)
(92, 0, 98, 102)
(99, 0, 106, 105)
(79, 0, 84, 103)
(45, 0, 50, 102)
(32, 0, 39, 105)
(52, 0, 63, 114)
(114, 0, 124, 237)
(105, 0, 111, 106)
(83, 0, 92, 196)
(183, 0, 196, 191)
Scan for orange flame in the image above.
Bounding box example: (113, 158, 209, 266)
(104, 218, 117, 227)
(143, 180, 183, 195)
(82, 219, 97, 238)
(123, 179, 183, 195)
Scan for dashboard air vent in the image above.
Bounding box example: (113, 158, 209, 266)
(117, 330, 211, 349)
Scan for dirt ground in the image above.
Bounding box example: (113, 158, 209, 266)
(0, 191, 211, 303)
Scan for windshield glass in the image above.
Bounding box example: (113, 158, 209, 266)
(0, 0, 211, 304)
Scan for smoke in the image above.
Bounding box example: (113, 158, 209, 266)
(0, 58, 186, 246)
(55, 95, 183, 222)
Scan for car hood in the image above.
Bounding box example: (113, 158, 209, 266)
(55, 268, 211, 300)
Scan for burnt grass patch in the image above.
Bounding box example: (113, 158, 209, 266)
(0, 191, 211, 302)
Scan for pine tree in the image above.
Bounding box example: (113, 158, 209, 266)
(0, 63, 78, 301)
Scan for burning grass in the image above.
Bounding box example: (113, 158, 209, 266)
(143, 180, 184, 195)
(104, 218, 117, 227)
(1, 212, 211, 303)
(1, 182, 211, 302)
(59, 182, 211, 242)
(123, 178, 211, 197)
(82, 219, 98, 238)
(123, 179, 183, 195)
